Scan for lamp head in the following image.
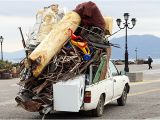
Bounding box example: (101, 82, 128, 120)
(116, 18, 122, 26)
(131, 18, 136, 26)
(124, 13, 129, 21)
(0, 36, 3, 43)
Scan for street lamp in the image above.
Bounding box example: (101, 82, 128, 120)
(116, 13, 136, 72)
(135, 48, 138, 62)
(0, 36, 4, 61)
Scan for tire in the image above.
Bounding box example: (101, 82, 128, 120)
(117, 86, 128, 106)
(39, 111, 51, 116)
(92, 95, 104, 117)
(39, 111, 44, 116)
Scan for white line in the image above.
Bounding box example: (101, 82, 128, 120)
(130, 79, 160, 86)
(128, 88, 160, 97)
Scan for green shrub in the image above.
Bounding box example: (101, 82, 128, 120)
(0, 60, 12, 70)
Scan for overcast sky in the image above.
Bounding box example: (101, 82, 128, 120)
(0, 0, 160, 52)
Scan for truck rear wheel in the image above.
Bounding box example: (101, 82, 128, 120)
(117, 86, 127, 106)
(92, 95, 104, 117)
(39, 111, 44, 116)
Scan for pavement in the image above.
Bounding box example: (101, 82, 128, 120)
(0, 64, 160, 119)
(116, 63, 160, 81)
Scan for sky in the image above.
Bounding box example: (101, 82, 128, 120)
(0, 0, 160, 52)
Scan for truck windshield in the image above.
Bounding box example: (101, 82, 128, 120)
(109, 61, 119, 76)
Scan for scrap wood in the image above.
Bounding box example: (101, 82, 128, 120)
(70, 42, 82, 62)
(32, 80, 51, 94)
(58, 72, 77, 81)
(18, 78, 32, 86)
(99, 60, 107, 80)
(99, 47, 111, 80)
(70, 63, 80, 72)
(32, 94, 52, 105)
(93, 56, 106, 83)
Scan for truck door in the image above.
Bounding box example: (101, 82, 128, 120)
(88, 63, 114, 104)
(109, 61, 123, 98)
(105, 74, 114, 102)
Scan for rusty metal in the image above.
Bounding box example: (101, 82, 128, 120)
(15, 94, 41, 112)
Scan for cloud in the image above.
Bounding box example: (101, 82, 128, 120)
(0, 15, 34, 27)
(0, 0, 160, 52)
(0, 15, 35, 52)
(110, 17, 160, 39)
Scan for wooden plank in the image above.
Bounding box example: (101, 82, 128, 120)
(99, 47, 112, 80)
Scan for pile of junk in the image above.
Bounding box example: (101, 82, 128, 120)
(15, 1, 118, 115)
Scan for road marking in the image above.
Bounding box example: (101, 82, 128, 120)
(0, 100, 16, 106)
(130, 79, 160, 86)
(128, 88, 160, 97)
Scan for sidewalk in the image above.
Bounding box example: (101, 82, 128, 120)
(116, 64, 160, 81)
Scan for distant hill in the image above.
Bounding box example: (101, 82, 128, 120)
(2, 35, 160, 62)
(110, 35, 160, 60)
(3, 50, 25, 63)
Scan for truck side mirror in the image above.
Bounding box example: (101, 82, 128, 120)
(112, 72, 118, 76)
(119, 70, 126, 75)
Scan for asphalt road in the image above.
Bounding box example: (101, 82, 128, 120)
(0, 64, 160, 119)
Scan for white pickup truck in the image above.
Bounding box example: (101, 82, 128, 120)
(41, 60, 130, 117)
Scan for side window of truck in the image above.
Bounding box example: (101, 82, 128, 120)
(109, 61, 119, 76)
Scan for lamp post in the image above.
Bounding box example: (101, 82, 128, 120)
(135, 47, 138, 62)
(0, 36, 4, 61)
(116, 13, 136, 72)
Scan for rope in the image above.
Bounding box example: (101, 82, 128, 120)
(69, 21, 122, 40)
(106, 29, 122, 39)
(77, 25, 105, 39)
(68, 21, 105, 39)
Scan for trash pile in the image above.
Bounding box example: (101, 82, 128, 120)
(15, 1, 113, 113)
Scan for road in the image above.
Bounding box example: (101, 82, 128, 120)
(0, 64, 160, 119)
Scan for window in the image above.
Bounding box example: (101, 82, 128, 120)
(109, 61, 119, 76)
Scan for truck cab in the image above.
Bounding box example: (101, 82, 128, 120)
(83, 60, 130, 116)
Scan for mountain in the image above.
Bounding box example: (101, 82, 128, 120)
(3, 50, 25, 63)
(1, 35, 160, 62)
(110, 35, 160, 60)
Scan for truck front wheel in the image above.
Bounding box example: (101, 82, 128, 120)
(92, 95, 104, 117)
(117, 86, 127, 106)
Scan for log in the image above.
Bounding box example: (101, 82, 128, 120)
(104, 17, 113, 35)
(29, 11, 81, 77)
